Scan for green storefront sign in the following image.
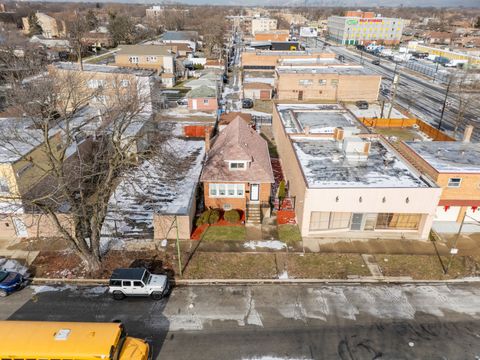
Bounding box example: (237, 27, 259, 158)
(346, 19, 358, 25)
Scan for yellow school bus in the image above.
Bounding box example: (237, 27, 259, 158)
(0, 321, 150, 360)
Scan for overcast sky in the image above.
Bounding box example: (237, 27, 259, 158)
(27, 0, 480, 7)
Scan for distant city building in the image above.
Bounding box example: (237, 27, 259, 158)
(251, 17, 277, 36)
(145, 5, 164, 19)
(254, 30, 290, 42)
(22, 12, 66, 38)
(327, 10, 404, 46)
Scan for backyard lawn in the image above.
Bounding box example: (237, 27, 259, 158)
(201, 226, 246, 241)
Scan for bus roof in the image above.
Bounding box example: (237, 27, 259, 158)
(0, 321, 122, 358)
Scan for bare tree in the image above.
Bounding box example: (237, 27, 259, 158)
(0, 68, 155, 273)
(451, 69, 476, 138)
(67, 14, 90, 71)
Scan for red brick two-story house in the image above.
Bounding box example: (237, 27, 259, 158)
(200, 117, 274, 223)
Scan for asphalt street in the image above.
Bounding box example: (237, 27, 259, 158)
(311, 38, 480, 140)
(2, 283, 480, 359)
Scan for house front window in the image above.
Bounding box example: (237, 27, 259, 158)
(209, 183, 245, 198)
(203, 99, 209, 105)
(447, 178, 461, 188)
(229, 162, 246, 170)
(129, 56, 139, 64)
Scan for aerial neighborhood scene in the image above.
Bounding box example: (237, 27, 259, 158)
(1, 0, 480, 358)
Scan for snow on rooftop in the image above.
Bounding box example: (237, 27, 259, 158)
(0, 118, 43, 163)
(103, 126, 204, 238)
(293, 138, 428, 188)
(276, 104, 361, 134)
(406, 141, 480, 173)
(53, 62, 155, 77)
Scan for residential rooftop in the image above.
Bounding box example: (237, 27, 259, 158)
(104, 122, 204, 237)
(405, 141, 480, 173)
(293, 137, 430, 188)
(116, 44, 175, 56)
(52, 62, 156, 77)
(161, 31, 198, 41)
(276, 103, 364, 134)
(276, 65, 373, 75)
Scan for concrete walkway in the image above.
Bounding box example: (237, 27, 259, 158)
(361, 254, 383, 277)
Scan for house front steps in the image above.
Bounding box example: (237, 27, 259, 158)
(246, 203, 262, 224)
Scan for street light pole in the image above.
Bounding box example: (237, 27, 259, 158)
(437, 76, 452, 131)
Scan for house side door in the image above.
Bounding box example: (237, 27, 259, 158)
(12, 217, 28, 237)
(298, 91, 303, 101)
(250, 184, 259, 202)
(192, 99, 198, 110)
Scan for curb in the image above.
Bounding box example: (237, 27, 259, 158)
(30, 276, 480, 286)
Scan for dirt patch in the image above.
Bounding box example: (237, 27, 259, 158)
(31, 250, 177, 279)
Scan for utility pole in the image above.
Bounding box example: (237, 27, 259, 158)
(437, 76, 452, 131)
(387, 73, 400, 119)
(444, 211, 466, 275)
(175, 216, 182, 277)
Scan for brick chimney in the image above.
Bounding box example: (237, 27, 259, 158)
(463, 125, 474, 143)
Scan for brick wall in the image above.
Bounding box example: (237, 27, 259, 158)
(203, 182, 271, 210)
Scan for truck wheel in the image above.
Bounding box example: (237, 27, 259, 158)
(112, 291, 125, 300)
(0, 290, 7, 297)
(151, 291, 163, 300)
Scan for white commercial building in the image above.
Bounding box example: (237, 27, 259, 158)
(327, 12, 404, 46)
(251, 17, 277, 35)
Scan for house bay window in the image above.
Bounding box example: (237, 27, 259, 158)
(209, 183, 245, 198)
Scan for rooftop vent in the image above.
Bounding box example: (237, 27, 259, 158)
(342, 137, 370, 162)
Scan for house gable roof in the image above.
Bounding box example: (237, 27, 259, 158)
(186, 85, 217, 98)
(200, 117, 274, 183)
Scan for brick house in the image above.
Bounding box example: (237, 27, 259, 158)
(243, 82, 273, 100)
(200, 117, 274, 223)
(186, 85, 218, 112)
(401, 129, 480, 231)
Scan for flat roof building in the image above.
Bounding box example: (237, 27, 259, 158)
(275, 65, 381, 102)
(327, 11, 405, 46)
(272, 103, 442, 246)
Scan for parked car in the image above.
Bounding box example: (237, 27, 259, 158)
(372, 59, 381, 65)
(242, 98, 254, 109)
(109, 268, 170, 300)
(176, 98, 188, 106)
(0, 269, 25, 297)
(356, 100, 369, 110)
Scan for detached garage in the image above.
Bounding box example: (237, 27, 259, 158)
(243, 82, 273, 100)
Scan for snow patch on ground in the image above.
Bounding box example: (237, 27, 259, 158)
(31, 285, 77, 294)
(83, 286, 108, 295)
(0, 258, 30, 276)
(278, 271, 289, 280)
(243, 241, 286, 250)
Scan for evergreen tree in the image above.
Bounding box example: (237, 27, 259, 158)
(27, 13, 43, 37)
